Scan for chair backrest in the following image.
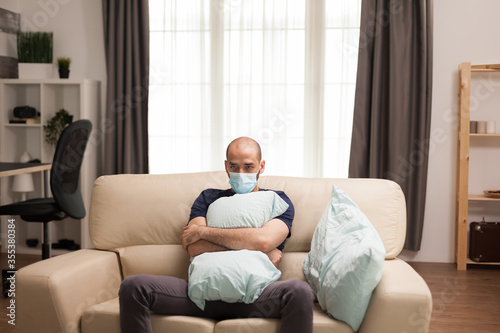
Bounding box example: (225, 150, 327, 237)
(50, 119, 92, 219)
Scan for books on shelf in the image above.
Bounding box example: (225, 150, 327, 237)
(9, 117, 41, 124)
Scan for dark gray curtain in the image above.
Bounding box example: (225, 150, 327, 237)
(102, 0, 149, 174)
(349, 0, 433, 251)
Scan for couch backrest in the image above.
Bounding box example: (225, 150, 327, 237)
(89, 172, 406, 261)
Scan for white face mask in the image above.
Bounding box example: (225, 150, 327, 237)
(228, 172, 258, 194)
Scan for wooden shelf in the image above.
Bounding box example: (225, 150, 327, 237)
(471, 64, 500, 71)
(456, 62, 500, 271)
(466, 258, 500, 266)
(469, 194, 500, 201)
(470, 133, 500, 137)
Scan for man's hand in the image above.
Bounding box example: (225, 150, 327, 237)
(266, 248, 282, 268)
(181, 224, 203, 250)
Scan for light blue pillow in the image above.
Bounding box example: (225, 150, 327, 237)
(188, 249, 281, 309)
(188, 191, 289, 310)
(206, 190, 289, 229)
(303, 185, 385, 332)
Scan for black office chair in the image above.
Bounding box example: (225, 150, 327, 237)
(0, 120, 92, 260)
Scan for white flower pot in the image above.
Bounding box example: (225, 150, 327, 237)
(18, 63, 53, 79)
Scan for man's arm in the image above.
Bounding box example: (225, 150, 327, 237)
(183, 217, 228, 257)
(181, 218, 289, 254)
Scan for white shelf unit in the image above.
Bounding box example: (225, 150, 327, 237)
(0, 79, 101, 256)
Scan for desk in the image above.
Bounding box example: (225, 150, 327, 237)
(0, 162, 52, 197)
(0, 162, 52, 178)
(0, 162, 52, 255)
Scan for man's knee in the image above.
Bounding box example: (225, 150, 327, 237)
(119, 274, 148, 301)
(283, 280, 314, 303)
(293, 280, 314, 299)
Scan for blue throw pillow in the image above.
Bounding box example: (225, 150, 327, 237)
(188, 249, 281, 309)
(188, 191, 289, 310)
(303, 185, 385, 332)
(206, 190, 289, 229)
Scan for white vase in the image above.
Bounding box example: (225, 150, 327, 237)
(18, 63, 53, 79)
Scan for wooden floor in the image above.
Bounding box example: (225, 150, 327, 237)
(409, 262, 500, 333)
(1, 255, 499, 333)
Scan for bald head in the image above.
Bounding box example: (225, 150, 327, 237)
(226, 137, 262, 161)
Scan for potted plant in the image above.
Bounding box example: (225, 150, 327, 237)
(17, 31, 53, 79)
(57, 57, 71, 79)
(43, 109, 73, 146)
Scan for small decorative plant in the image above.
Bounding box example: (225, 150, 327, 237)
(57, 57, 71, 70)
(17, 31, 53, 63)
(44, 109, 73, 146)
(57, 57, 71, 78)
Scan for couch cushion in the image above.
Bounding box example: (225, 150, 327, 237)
(278, 252, 308, 282)
(90, 173, 405, 259)
(117, 245, 191, 279)
(82, 298, 217, 333)
(81, 299, 353, 333)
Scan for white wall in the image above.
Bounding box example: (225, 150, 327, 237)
(399, 0, 500, 263)
(14, 0, 106, 84)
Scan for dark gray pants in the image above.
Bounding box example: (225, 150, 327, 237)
(119, 274, 314, 333)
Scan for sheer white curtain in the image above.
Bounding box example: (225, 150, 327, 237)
(149, 0, 360, 177)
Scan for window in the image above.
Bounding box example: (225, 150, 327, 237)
(149, 0, 360, 177)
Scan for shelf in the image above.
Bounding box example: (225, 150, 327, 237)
(466, 258, 500, 266)
(470, 133, 500, 137)
(471, 64, 500, 72)
(4, 123, 42, 128)
(469, 194, 500, 201)
(0, 78, 97, 85)
(456, 62, 500, 271)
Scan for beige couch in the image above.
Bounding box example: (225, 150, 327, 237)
(16, 172, 432, 333)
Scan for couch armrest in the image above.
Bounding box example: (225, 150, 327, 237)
(359, 259, 432, 333)
(16, 249, 122, 333)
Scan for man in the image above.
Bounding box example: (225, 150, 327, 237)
(119, 137, 314, 333)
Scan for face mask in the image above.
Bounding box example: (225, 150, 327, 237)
(228, 172, 258, 194)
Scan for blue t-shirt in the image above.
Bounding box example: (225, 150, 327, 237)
(189, 188, 294, 251)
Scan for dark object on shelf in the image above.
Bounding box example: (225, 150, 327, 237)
(469, 221, 500, 262)
(2, 269, 16, 298)
(13, 105, 38, 118)
(52, 238, 80, 251)
(26, 238, 39, 248)
(0, 120, 92, 260)
(9, 117, 40, 124)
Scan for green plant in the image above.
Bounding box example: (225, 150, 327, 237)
(44, 109, 72, 146)
(17, 31, 53, 63)
(57, 57, 71, 70)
